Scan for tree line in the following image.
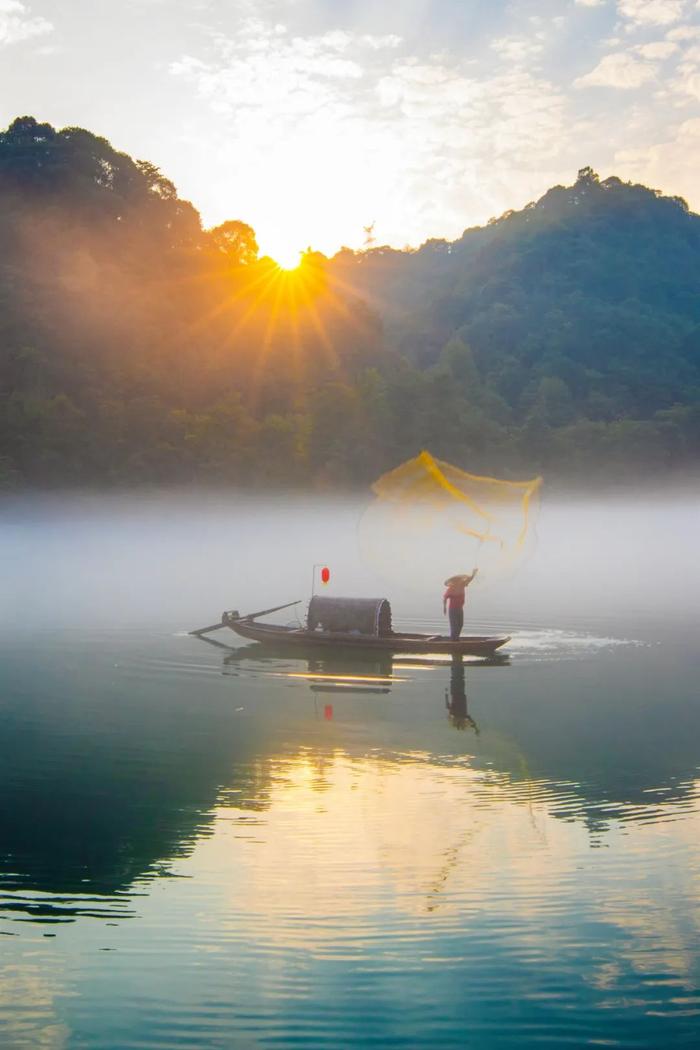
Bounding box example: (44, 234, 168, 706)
(1, 118, 698, 489)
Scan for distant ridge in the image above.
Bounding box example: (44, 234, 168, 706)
(331, 166, 700, 395)
(1, 118, 698, 486)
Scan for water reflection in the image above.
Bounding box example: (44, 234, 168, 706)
(1, 630, 699, 934)
(217, 636, 507, 685)
(0, 639, 271, 923)
(201, 636, 700, 836)
(2, 493, 700, 1046)
(0, 627, 699, 1047)
(445, 655, 479, 733)
(223, 642, 398, 694)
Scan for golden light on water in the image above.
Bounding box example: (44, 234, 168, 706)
(192, 749, 700, 974)
(274, 672, 408, 683)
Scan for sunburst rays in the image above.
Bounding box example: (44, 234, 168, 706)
(140, 245, 377, 428)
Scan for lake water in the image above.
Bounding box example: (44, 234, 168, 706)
(0, 491, 699, 1048)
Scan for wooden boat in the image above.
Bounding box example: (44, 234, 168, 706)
(226, 617, 510, 656)
(191, 596, 510, 657)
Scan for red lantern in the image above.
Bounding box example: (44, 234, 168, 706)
(321, 566, 330, 584)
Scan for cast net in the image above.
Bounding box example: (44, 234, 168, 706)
(358, 450, 542, 593)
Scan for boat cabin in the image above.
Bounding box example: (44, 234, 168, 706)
(307, 596, 392, 637)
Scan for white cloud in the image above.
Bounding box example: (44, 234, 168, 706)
(616, 116, 700, 198)
(677, 42, 700, 63)
(617, 0, 685, 26)
(667, 25, 700, 39)
(171, 19, 367, 121)
(636, 39, 679, 57)
(575, 50, 658, 87)
(164, 2, 700, 251)
(576, 0, 606, 6)
(491, 35, 545, 64)
(172, 20, 571, 253)
(0, 0, 52, 46)
(361, 34, 402, 50)
(669, 61, 700, 99)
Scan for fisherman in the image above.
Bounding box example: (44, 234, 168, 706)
(443, 570, 478, 640)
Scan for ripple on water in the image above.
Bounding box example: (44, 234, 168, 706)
(0, 625, 699, 1049)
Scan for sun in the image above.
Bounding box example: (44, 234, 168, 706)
(269, 244, 303, 271)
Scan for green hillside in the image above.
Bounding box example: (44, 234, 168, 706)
(333, 167, 700, 415)
(1, 118, 698, 487)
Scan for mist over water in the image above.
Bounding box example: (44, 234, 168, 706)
(0, 489, 699, 1048)
(1, 488, 698, 635)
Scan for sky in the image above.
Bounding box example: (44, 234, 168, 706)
(2, 0, 700, 263)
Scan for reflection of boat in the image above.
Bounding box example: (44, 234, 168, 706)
(212, 637, 509, 707)
(214, 638, 509, 672)
(214, 596, 510, 657)
(223, 643, 396, 695)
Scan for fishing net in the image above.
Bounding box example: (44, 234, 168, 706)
(358, 451, 542, 593)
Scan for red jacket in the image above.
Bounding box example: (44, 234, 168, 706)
(443, 587, 465, 609)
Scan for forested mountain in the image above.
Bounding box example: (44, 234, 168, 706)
(1, 117, 698, 488)
(331, 167, 700, 413)
(0, 117, 384, 486)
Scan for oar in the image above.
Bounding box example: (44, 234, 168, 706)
(189, 620, 230, 637)
(190, 600, 301, 636)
